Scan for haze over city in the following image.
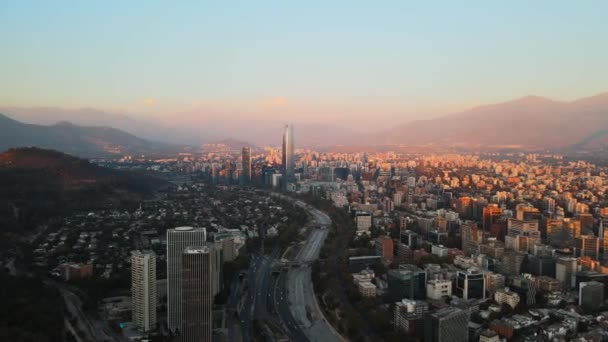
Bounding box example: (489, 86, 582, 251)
(2, 1, 608, 145)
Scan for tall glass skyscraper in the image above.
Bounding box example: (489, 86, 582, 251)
(166, 227, 207, 333)
(242, 146, 251, 184)
(282, 124, 294, 188)
(181, 246, 213, 342)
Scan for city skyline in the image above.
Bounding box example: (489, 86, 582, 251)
(3, 2, 608, 342)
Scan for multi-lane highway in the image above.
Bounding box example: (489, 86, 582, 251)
(233, 196, 344, 342)
(283, 200, 344, 342)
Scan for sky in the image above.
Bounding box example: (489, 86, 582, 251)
(1, 1, 608, 131)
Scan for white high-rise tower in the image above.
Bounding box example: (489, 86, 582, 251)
(131, 250, 157, 332)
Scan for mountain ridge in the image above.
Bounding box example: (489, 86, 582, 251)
(0, 113, 178, 157)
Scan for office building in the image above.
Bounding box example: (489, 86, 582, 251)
(281, 124, 294, 189)
(241, 147, 251, 184)
(181, 246, 213, 342)
(579, 281, 604, 312)
(394, 299, 429, 334)
(167, 227, 207, 333)
(577, 235, 601, 260)
(400, 230, 418, 249)
(131, 250, 157, 332)
(424, 307, 470, 342)
(483, 204, 502, 231)
(556, 257, 578, 290)
(387, 266, 427, 302)
(456, 269, 486, 300)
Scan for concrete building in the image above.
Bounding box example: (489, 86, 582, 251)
(181, 246, 213, 342)
(556, 257, 578, 290)
(61, 263, 93, 281)
(167, 227, 207, 333)
(424, 307, 470, 342)
(484, 272, 506, 295)
(394, 299, 429, 334)
(494, 288, 520, 309)
(375, 235, 394, 262)
(579, 281, 604, 312)
(355, 212, 372, 233)
(353, 269, 376, 298)
(431, 245, 449, 257)
(479, 329, 500, 342)
(131, 250, 157, 332)
(426, 279, 452, 300)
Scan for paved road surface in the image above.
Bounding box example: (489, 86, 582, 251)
(283, 200, 344, 342)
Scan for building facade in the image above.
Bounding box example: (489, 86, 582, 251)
(181, 246, 213, 342)
(131, 250, 157, 332)
(167, 227, 207, 333)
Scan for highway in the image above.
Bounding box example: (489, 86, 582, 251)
(233, 196, 345, 342)
(283, 200, 345, 342)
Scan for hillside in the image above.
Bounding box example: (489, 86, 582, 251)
(372, 93, 608, 150)
(0, 147, 169, 232)
(0, 113, 174, 157)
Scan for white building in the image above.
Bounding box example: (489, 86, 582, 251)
(355, 212, 372, 233)
(426, 279, 452, 300)
(131, 250, 157, 332)
(431, 245, 449, 257)
(494, 287, 520, 308)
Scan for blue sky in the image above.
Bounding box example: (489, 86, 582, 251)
(1, 1, 607, 123)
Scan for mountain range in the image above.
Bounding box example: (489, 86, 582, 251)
(2, 92, 608, 151)
(0, 113, 178, 157)
(372, 93, 608, 150)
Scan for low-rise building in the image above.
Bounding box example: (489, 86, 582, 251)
(494, 287, 520, 309)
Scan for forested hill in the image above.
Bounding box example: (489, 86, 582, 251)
(0, 147, 169, 232)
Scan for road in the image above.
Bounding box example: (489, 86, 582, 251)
(48, 280, 125, 342)
(232, 195, 345, 342)
(282, 200, 344, 342)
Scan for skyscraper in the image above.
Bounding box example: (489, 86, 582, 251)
(131, 250, 157, 332)
(424, 307, 470, 342)
(241, 146, 251, 184)
(181, 246, 213, 342)
(167, 227, 207, 333)
(281, 124, 294, 189)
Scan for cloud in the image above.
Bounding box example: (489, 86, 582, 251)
(255, 97, 288, 109)
(141, 98, 157, 107)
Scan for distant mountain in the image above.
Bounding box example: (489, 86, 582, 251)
(0, 113, 179, 157)
(0, 106, 202, 144)
(372, 93, 608, 150)
(0, 147, 169, 232)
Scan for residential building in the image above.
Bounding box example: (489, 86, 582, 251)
(131, 250, 157, 332)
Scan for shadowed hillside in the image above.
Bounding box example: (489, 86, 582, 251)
(0, 147, 169, 232)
